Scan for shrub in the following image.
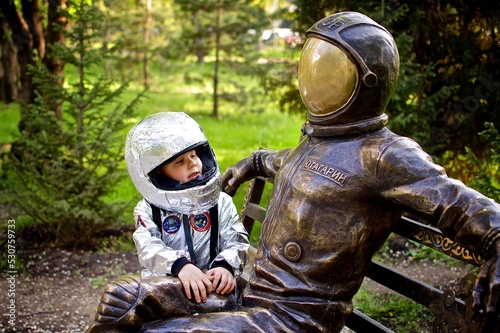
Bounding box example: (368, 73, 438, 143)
(466, 122, 500, 202)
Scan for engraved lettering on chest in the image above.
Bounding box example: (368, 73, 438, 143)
(303, 159, 350, 187)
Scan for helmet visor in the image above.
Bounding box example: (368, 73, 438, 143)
(299, 37, 358, 117)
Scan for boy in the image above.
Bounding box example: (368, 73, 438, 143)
(126, 111, 249, 303)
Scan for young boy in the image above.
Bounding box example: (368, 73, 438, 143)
(125, 111, 249, 304)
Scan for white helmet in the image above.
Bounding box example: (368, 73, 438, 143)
(125, 112, 220, 215)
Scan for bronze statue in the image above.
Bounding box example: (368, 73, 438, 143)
(86, 11, 500, 333)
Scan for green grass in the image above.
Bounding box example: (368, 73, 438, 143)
(353, 285, 432, 332)
(0, 103, 21, 146)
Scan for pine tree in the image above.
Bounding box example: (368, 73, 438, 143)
(2, 0, 144, 249)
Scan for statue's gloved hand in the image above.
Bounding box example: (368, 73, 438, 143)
(473, 242, 500, 333)
(221, 156, 256, 196)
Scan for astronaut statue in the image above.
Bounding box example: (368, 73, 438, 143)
(86, 11, 500, 333)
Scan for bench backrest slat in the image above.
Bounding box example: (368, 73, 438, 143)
(367, 260, 466, 310)
(394, 216, 484, 266)
(345, 309, 395, 333)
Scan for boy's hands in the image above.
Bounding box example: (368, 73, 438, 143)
(177, 264, 212, 303)
(177, 264, 236, 302)
(207, 267, 236, 295)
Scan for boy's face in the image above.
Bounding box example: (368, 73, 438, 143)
(156, 150, 202, 183)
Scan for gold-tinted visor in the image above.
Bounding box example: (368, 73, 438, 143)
(299, 38, 358, 117)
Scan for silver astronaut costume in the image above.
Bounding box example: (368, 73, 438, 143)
(125, 112, 249, 276)
(87, 12, 500, 333)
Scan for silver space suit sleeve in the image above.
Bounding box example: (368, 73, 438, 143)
(211, 192, 250, 276)
(133, 199, 190, 276)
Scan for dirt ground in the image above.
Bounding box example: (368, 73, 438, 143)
(0, 235, 472, 333)
(0, 245, 142, 333)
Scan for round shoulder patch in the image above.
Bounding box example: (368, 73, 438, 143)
(163, 215, 181, 234)
(189, 212, 211, 232)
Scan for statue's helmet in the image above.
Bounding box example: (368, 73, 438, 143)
(125, 112, 220, 215)
(299, 11, 400, 126)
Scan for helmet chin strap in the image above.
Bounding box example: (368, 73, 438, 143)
(302, 114, 388, 137)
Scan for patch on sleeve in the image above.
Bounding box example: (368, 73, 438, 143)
(136, 215, 147, 229)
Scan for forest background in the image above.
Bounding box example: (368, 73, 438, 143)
(0, 0, 499, 331)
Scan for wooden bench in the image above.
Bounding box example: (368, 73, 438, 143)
(238, 177, 485, 333)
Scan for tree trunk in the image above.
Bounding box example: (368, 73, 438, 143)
(142, 0, 152, 90)
(20, 0, 45, 59)
(212, 2, 222, 118)
(0, 15, 19, 103)
(43, 0, 68, 120)
(0, 0, 35, 111)
(194, 10, 204, 66)
(103, 20, 111, 79)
